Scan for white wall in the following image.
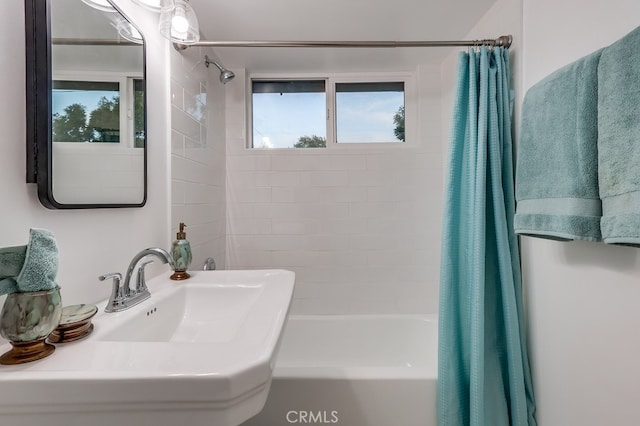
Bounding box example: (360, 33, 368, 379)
(225, 68, 443, 315)
(170, 47, 226, 270)
(522, 1, 640, 425)
(0, 0, 171, 307)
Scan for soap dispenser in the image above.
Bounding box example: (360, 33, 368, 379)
(170, 223, 192, 280)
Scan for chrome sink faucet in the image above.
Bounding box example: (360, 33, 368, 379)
(99, 247, 175, 313)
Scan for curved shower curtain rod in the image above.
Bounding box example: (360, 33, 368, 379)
(174, 35, 512, 50)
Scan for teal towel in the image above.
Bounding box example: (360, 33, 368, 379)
(15, 229, 59, 293)
(0, 278, 18, 295)
(0, 245, 26, 295)
(598, 26, 640, 246)
(0, 245, 27, 280)
(515, 49, 603, 242)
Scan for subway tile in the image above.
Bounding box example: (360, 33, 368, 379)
(348, 170, 392, 187)
(348, 202, 399, 219)
(395, 284, 438, 314)
(366, 185, 419, 202)
(184, 88, 207, 124)
(228, 186, 271, 203)
(184, 136, 205, 154)
(171, 130, 185, 157)
(271, 250, 316, 267)
(289, 186, 366, 203)
(200, 125, 208, 148)
(229, 250, 274, 268)
(366, 249, 435, 267)
(226, 201, 254, 219)
(172, 155, 210, 184)
(319, 155, 367, 171)
(227, 218, 272, 235)
(366, 218, 424, 235)
(171, 179, 186, 205)
(289, 281, 322, 299)
(366, 153, 428, 171)
(305, 235, 352, 251)
(318, 218, 367, 235)
(184, 183, 211, 205)
(269, 171, 303, 187)
(251, 203, 274, 218)
(171, 105, 201, 141)
(228, 171, 272, 187)
(271, 219, 322, 235)
(170, 79, 183, 109)
(227, 155, 271, 171)
(300, 171, 349, 187)
(271, 187, 295, 203)
(269, 203, 349, 220)
(271, 155, 323, 171)
(227, 137, 249, 153)
(184, 142, 215, 167)
(249, 235, 307, 251)
(171, 204, 186, 223)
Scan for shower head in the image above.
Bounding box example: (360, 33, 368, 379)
(204, 55, 235, 84)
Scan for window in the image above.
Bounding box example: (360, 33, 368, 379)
(52, 80, 121, 143)
(252, 80, 326, 148)
(51, 75, 144, 147)
(335, 82, 405, 144)
(133, 78, 145, 148)
(250, 74, 413, 149)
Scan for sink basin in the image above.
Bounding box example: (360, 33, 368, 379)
(0, 269, 295, 426)
(99, 282, 267, 343)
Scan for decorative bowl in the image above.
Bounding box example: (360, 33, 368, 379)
(0, 286, 62, 365)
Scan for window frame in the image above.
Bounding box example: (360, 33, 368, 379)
(247, 72, 417, 150)
(52, 70, 143, 148)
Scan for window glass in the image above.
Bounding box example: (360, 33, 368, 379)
(133, 79, 145, 148)
(252, 80, 326, 148)
(335, 82, 405, 143)
(52, 80, 120, 143)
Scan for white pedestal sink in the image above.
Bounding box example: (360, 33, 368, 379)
(0, 269, 295, 426)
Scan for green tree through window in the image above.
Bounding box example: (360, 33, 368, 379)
(52, 81, 121, 143)
(87, 96, 120, 142)
(294, 135, 326, 148)
(52, 103, 89, 142)
(393, 106, 405, 142)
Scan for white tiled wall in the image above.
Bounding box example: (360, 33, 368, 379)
(170, 47, 226, 270)
(225, 67, 443, 315)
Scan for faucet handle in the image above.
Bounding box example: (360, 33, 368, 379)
(99, 272, 123, 313)
(136, 260, 154, 293)
(203, 257, 216, 271)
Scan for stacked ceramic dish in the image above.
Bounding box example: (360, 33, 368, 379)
(48, 304, 97, 343)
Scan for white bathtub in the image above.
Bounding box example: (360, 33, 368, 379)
(241, 314, 438, 426)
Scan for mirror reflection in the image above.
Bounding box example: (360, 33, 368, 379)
(48, 0, 146, 206)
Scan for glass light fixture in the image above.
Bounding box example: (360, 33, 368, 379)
(112, 15, 144, 44)
(131, 0, 175, 13)
(158, 0, 200, 44)
(81, 0, 117, 12)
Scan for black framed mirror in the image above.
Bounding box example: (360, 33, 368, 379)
(25, 0, 147, 209)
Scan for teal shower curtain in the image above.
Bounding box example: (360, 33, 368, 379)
(437, 47, 536, 426)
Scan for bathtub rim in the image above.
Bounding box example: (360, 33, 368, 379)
(274, 313, 438, 380)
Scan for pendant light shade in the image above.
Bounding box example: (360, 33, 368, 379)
(112, 16, 144, 44)
(131, 0, 175, 13)
(81, 0, 117, 12)
(158, 0, 200, 44)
